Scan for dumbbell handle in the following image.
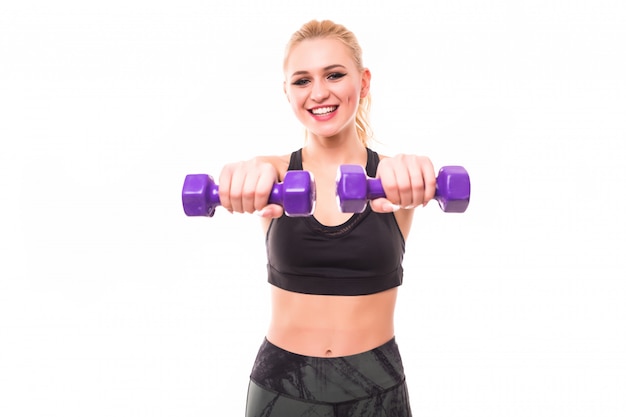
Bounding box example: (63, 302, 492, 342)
(182, 170, 315, 217)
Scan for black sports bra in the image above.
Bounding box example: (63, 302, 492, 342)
(265, 148, 405, 296)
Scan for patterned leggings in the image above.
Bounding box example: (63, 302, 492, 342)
(245, 337, 412, 417)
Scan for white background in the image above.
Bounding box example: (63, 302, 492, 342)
(1, 1, 625, 416)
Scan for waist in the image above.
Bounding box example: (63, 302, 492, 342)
(267, 286, 397, 357)
(249, 336, 406, 404)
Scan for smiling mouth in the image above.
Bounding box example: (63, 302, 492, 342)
(309, 106, 338, 115)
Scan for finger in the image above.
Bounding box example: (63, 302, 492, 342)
(370, 197, 400, 213)
(255, 203, 285, 218)
(394, 160, 414, 208)
(379, 157, 413, 208)
(218, 164, 236, 213)
(253, 170, 277, 212)
(226, 163, 248, 213)
(417, 158, 437, 206)
(240, 171, 259, 213)
(377, 163, 400, 206)
(405, 157, 426, 208)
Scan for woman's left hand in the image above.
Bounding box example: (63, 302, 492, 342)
(370, 154, 437, 213)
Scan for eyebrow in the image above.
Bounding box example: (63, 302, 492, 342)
(290, 64, 347, 78)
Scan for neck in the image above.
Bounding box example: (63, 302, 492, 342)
(302, 140, 367, 170)
(304, 129, 367, 165)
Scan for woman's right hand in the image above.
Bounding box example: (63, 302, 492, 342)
(218, 158, 285, 218)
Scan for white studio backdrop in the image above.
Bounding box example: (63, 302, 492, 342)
(1, 1, 625, 416)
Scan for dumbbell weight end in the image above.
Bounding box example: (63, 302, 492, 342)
(182, 174, 220, 217)
(267, 171, 317, 217)
(435, 165, 471, 213)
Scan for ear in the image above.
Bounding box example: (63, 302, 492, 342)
(360, 68, 371, 99)
(283, 81, 290, 103)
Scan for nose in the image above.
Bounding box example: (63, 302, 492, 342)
(310, 81, 330, 102)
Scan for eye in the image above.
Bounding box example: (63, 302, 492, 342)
(328, 72, 347, 80)
(292, 78, 310, 86)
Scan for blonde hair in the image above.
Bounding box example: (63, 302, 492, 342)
(284, 20, 373, 147)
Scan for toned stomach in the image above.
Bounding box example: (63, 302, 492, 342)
(266, 285, 398, 358)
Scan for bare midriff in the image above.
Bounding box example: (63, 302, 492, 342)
(266, 285, 398, 358)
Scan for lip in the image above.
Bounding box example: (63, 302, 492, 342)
(308, 105, 339, 121)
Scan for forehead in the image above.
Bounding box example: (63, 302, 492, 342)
(285, 38, 356, 75)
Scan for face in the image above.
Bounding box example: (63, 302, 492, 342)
(283, 38, 370, 140)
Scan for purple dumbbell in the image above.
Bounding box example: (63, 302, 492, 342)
(182, 170, 316, 217)
(336, 164, 470, 213)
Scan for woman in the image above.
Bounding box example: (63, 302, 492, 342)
(218, 19, 436, 416)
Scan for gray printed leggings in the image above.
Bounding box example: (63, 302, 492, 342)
(245, 337, 412, 417)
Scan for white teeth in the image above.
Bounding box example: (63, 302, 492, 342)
(311, 106, 337, 115)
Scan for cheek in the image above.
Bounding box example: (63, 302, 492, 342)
(285, 87, 298, 102)
(343, 81, 361, 99)
(286, 92, 306, 119)
(288, 93, 301, 110)
(291, 100, 302, 116)
(344, 84, 361, 106)
(288, 90, 308, 111)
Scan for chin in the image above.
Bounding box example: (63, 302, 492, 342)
(307, 122, 350, 139)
